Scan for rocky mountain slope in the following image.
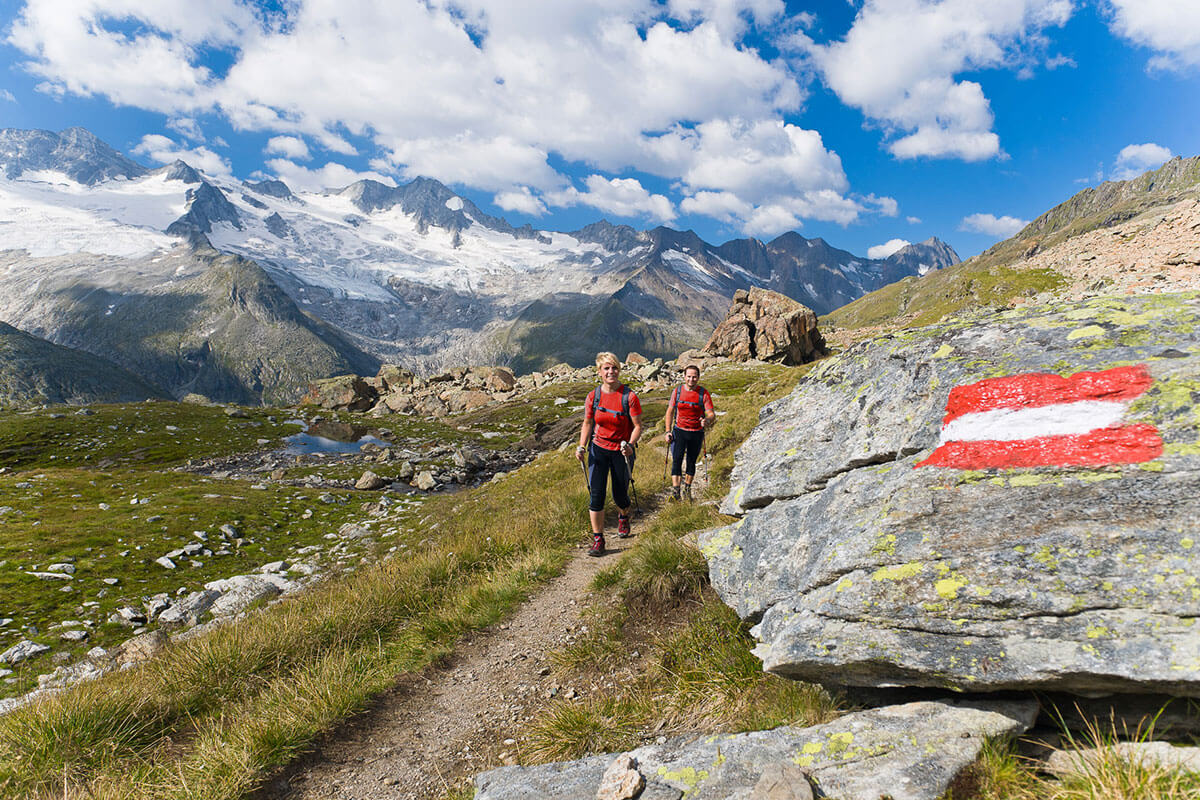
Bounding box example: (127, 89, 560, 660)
(827, 155, 1200, 340)
(0, 322, 166, 406)
(0, 127, 958, 396)
(0, 242, 379, 404)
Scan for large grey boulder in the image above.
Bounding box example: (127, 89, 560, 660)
(475, 699, 1036, 800)
(204, 575, 283, 618)
(704, 293, 1200, 695)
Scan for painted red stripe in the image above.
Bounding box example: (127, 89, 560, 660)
(941, 366, 1154, 424)
(916, 424, 1163, 469)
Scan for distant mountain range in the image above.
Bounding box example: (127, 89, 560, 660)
(0, 127, 960, 403)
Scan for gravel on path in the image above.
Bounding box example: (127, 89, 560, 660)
(258, 534, 633, 800)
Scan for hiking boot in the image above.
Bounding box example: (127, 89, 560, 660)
(682, 484, 693, 503)
(670, 486, 681, 501)
(588, 533, 605, 557)
(617, 514, 631, 538)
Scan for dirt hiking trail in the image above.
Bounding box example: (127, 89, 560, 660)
(258, 530, 635, 800)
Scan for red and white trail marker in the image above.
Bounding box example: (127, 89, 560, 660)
(916, 365, 1163, 470)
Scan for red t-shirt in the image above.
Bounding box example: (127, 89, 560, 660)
(671, 385, 714, 432)
(585, 385, 642, 451)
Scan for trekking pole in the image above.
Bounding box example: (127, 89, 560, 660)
(663, 434, 670, 481)
(701, 430, 710, 486)
(624, 446, 640, 514)
(578, 448, 590, 494)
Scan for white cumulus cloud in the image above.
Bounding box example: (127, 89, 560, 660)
(166, 116, 205, 141)
(959, 212, 1028, 237)
(868, 238, 911, 258)
(262, 158, 395, 194)
(494, 186, 549, 216)
(132, 134, 232, 178)
(265, 136, 311, 161)
(547, 176, 676, 224)
(1112, 142, 1173, 180)
(796, 0, 1073, 161)
(5, 0, 878, 233)
(1, 89, 16, 102)
(1106, 0, 1200, 71)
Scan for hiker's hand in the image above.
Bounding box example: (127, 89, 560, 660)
(666, 432, 673, 444)
(620, 441, 632, 456)
(575, 445, 586, 463)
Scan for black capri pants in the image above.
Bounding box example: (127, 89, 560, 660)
(670, 427, 705, 477)
(587, 443, 631, 512)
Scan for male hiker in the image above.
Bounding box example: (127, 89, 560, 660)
(576, 352, 643, 557)
(665, 364, 715, 502)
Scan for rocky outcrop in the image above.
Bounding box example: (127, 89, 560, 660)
(703, 292, 1200, 696)
(303, 357, 679, 419)
(475, 699, 1037, 800)
(703, 288, 825, 365)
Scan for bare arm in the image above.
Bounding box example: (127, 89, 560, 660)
(664, 389, 675, 438)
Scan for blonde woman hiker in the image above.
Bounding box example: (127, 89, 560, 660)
(575, 352, 643, 556)
(664, 364, 715, 502)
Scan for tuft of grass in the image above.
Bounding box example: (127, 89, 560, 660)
(652, 597, 840, 731)
(1040, 711, 1200, 800)
(525, 697, 647, 763)
(948, 736, 1039, 800)
(618, 531, 709, 608)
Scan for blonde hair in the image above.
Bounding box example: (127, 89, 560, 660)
(595, 352, 620, 370)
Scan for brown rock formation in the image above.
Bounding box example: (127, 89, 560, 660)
(703, 288, 826, 365)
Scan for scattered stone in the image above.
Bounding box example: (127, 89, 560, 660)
(595, 754, 644, 800)
(338, 522, 371, 539)
(415, 471, 438, 491)
(158, 589, 220, 625)
(46, 563, 76, 575)
(0, 639, 51, 665)
(145, 595, 172, 619)
(116, 630, 168, 665)
(110, 607, 147, 626)
(25, 571, 73, 581)
(102, 577, 120, 585)
(355, 470, 388, 490)
(205, 575, 284, 618)
(259, 561, 289, 574)
(155, 556, 177, 570)
(60, 629, 89, 643)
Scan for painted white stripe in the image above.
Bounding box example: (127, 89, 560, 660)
(939, 400, 1129, 444)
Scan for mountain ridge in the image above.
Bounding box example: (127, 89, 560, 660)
(0, 126, 959, 399)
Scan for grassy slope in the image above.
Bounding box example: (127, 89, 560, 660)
(1, 360, 1195, 799)
(825, 155, 1200, 336)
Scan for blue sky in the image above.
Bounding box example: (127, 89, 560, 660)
(1, 0, 1198, 259)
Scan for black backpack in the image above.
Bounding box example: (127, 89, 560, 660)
(592, 385, 631, 421)
(671, 384, 707, 415)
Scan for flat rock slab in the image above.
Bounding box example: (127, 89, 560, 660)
(475, 699, 1036, 800)
(705, 293, 1200, 695)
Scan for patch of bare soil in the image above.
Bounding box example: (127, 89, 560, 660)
(257, 533, 634, 800)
